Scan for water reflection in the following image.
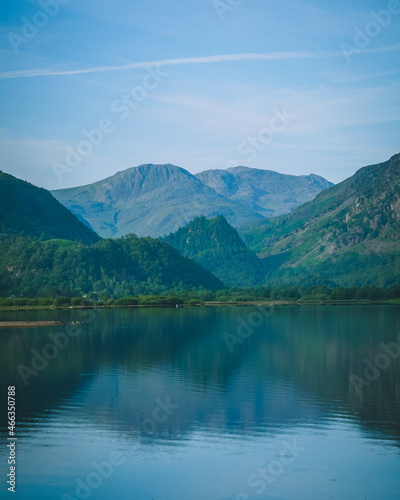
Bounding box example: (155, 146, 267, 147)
(1, 306, 399, 446)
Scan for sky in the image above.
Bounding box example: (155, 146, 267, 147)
(0, 0, 399, 189)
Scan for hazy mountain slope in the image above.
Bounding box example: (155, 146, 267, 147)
(52, 164, 332, 239)
(163, 215, 266, 287)
(196, 166, 333, 218)
(239, 153, 400, 285)
(52, 164, 263, 238)
(0, 171, 100, 245)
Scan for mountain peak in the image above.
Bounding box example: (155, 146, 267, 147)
(119, 163, 191, 175)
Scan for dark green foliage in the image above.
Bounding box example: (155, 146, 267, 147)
(163, 215, 266, 287)
(0, 234, 222, 298)
(262, 250, 400, 288)
(0, 171, 100, 244)
(1, 284, 400, 307)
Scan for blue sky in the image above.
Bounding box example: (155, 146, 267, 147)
(0, 0, 399, 189)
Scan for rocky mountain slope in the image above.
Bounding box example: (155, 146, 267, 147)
(239, 153, 400, 286)
(196, 166, 332, 218)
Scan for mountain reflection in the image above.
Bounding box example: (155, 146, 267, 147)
(1, 306, 399, 445)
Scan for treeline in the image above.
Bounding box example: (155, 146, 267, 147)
(208, 285, 400, 302)
(1, 285, 400, 308)
(0, 295, 195, 308)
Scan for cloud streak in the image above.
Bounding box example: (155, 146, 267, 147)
(2, 43, 400, 80)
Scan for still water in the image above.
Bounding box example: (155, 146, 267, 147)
(0, 305, 399, 499)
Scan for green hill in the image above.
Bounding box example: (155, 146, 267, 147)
(239, 153, 400, 287)
(0, 171, 100, 244)
(0, 234, 222, 298)
(164, 215, 266, 287)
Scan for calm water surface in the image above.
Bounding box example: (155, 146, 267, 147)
(0, 306, 399, 499)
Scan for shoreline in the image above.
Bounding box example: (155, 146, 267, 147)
(0, 299, 399, 313)
(0, 320, 65, 329)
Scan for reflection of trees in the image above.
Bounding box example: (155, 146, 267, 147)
(0, 306, 399, 445)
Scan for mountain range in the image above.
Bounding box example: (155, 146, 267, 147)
(51, 164, 332, 238)
(1, 153, 399, 295)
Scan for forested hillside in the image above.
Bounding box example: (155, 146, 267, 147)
(0, 171, 100, 244)
(0, 235, 222, 298)
(164, 215, 266, 287)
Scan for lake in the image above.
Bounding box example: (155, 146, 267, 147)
(1, 305, 399, 499)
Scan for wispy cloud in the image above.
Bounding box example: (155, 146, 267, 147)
(2, 44, 400, 80)
(147, 81, 400, 139)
